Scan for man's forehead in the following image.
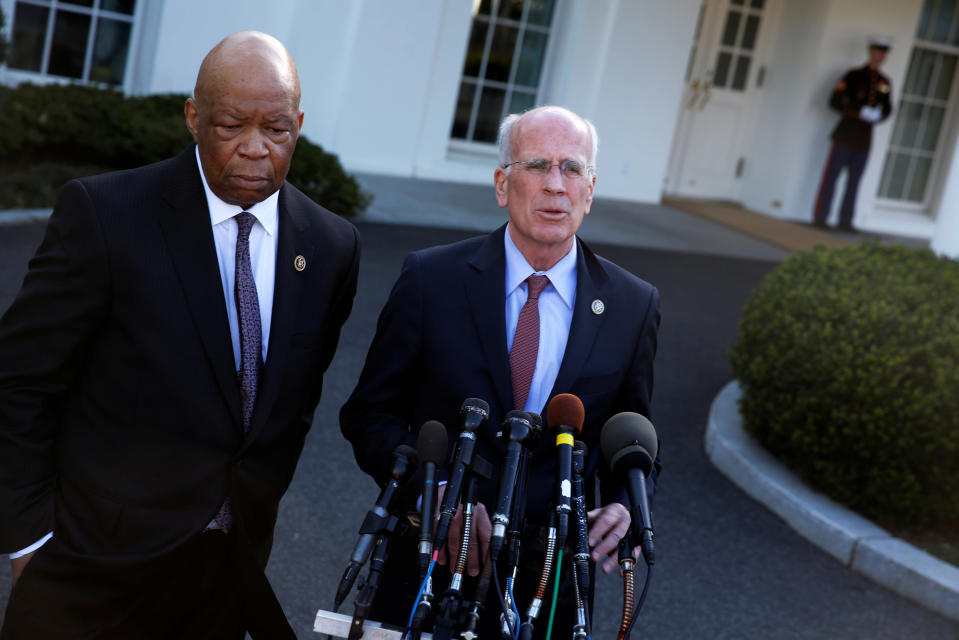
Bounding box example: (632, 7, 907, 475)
(513, 110, 590, 155)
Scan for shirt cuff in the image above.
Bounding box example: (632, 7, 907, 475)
(10, 532, 53, 559)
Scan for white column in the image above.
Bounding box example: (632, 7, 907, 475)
(931, 140, 959, 258)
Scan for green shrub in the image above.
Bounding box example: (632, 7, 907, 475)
(730, 243, 959, 530)
(0, 83, 371, 216)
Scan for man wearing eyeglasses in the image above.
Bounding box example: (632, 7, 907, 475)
(341, 106, 660, 638)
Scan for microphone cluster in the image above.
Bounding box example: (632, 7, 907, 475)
(332, 395, 659, 640)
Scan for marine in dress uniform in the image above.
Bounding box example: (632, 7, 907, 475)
(813, 37, 894, 231)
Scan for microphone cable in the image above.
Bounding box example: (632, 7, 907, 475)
(543, 548, 564, 640)
(622, 563, 652, 640)
(405, 550, 438, 639)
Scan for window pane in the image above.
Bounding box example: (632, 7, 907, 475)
(48, 10, 91, 79)
(498, 0, 524, 21)
(933, 0, 957, 42)
(906, 49, 937, 95)
(474, 86, 506, 142)
(730, 0, 745, 5)
(721, 11, 741, 47)
(450, 82, 477, 139)
(880, 153, 910, 199)
(101, 0, 137, 16)
(750, 0, 765, 7)
(476, 0, 493, 16)
(526, 0, 555, 27)
(89, 17, 130, 85)
(918, 0, 933, 39)
(485, 24, 518, 82)
(62, 0, 95, 7)
(732, 55, 751, 90)
(509, 89, 535, 114)
(741, 14, 760, 50)
(714, 51, 732, 88)
(514, 30, 547, 87)
(921, 106, 945, 151)
(895, 102, 923, 147)
(908, 156, 932, 201)
(462, 20, 489, 77)
(933, 53, 957, 99)
(9, 3, 49, 72)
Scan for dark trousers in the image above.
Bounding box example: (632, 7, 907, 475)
(2, 531, 246, 640)
(813, 142, 869, 227)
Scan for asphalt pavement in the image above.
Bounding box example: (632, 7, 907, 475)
(0, 175, 957, 638)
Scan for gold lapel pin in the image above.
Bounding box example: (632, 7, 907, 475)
(294, 255, 307, 272)
(591, 299, 605, 315)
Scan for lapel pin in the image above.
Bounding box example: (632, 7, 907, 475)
(591, 299, 605, 315)
(294, 255, 307, 272)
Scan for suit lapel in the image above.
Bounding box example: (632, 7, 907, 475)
(245, 185, 313, 441)
(466, 225, 514, 413)
(157, 148, 243, 428)
(548, 238, 609, 405)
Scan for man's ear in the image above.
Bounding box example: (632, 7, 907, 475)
(184, 98, 199, 141)
(494, 168, 509, 208)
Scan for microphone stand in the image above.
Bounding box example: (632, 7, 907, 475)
(518, 511, 557, 640)
(432, 473, 478, 640)
(349, 514, 403, 640)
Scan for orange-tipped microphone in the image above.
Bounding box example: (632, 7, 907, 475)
(546, 393, 584, 550)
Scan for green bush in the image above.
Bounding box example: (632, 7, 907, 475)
(730, 243, 959, 530)
(0, 83, 371, 215)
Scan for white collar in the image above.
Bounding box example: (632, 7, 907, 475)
(504, 223, 577, 308)
(195, 146, 279, 235)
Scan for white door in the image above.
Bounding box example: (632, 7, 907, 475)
(665, 0, 778, 200)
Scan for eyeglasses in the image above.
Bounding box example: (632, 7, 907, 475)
(502, 158, 594, 180)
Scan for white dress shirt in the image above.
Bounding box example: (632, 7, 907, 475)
(9, 150, 280, 559)
(198, 146, 278, 367)
(504, 224, 578, 413)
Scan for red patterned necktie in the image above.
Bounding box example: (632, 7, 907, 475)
(510, 274, 550, 410)
(211, 211, 262, 532)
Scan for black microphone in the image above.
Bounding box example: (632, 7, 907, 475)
(571, 440, 590, 638)
(417, 420, 448, 578)
(489, 410, 537, 560)
(334, 444, 418, 610)
(600, 412, 658, 565)
(546, 393, 584, 550)
(433, 397, 489, 550)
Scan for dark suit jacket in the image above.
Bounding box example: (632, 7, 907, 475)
(341, 223, 660, 529)
(0, 147, 359, 590)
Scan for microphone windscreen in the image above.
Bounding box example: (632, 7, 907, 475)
(461, 397, 490, 415)
(546, 393, 585, 432)
(600, 412, 658, 476)
(417, 420, 448, 465)
(393, 443, 419, 465)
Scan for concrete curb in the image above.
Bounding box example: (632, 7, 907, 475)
(706, 380, 959, 623)
(0, 209, 52, 226)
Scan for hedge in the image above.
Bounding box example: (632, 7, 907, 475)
(730, 243, 959, 530)
(0, 83, 371, 216)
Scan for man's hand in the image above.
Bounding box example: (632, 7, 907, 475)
(587, 502, 638, 574)
(11, 551, 35, 588)
(433, 484, 491, 576)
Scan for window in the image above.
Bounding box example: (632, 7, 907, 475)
(8, 0, 136, 86)
(711, 0, 764, 91)
(878, 0, 959, 205)
(451, 0, 557, 144)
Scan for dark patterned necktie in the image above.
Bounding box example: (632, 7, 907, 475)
(510, 274, 549, 410)
(211, 212, 262, 532)
(234, 211, 261, 431)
